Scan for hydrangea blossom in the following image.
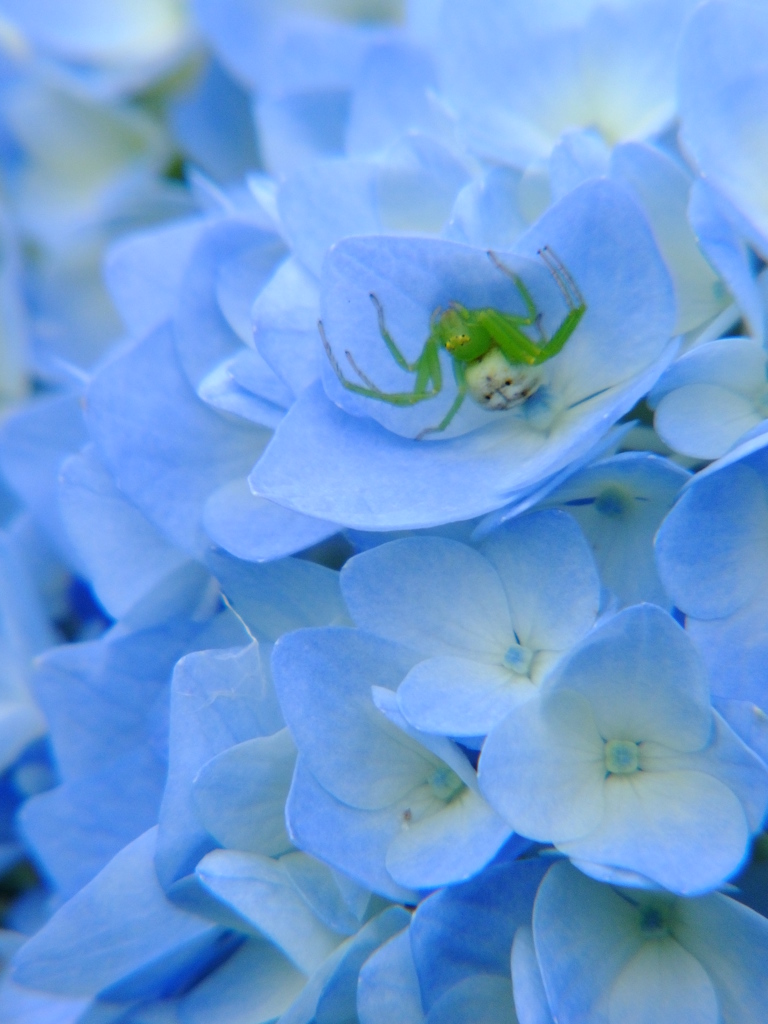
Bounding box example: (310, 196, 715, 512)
(479, 604, 768, 894)
(0, 2, 767, 1024)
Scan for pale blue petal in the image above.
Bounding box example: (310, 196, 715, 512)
(205, 550, 348, 643)
(286, 758, 416, 903)
(272, 628, 426, 811)
(203, 478, 338, 562)
(655, 384, 762, 461)
(687, 181, 763, 340)
(86, 326, 269, 558)
(511, 926, 554, 1024)
(439, 0, 692, 165)
(411, 858, 546, 1010)
(59, 446, 204, 621)
(30, 616, 235, 825)
(398, 656, 532, 737)
(341, 536, 512, 659)
(0, 980, 89, 1024)
(650, 337, 767, 404)
(480, 509, 599, 652)
(282, 906, 410, 1024)
(177, 938, 305, 1024)
(655, 460, 768, 620)
(374, 134, 472, 235)
(640, 712, 768, 833)
(19, 744, 165, 900)
(173, 218, 286, 390)
(610, 142, 725, 334)
(608, 937, 718, 1024)
(345, 40, 446, 157)
(446, 167, 527, 250)
(156, 643, 282, 889)
(0, 0, 187, 68)
(713, 697, 768, 765)
(0, 393, 87, 562)
(12, 828, 226, 999)
(533, 861, 646, 1024)
(169, 59, 261, 185)
(357, 929, 423, 1024)
(192, 730, 295, 857)
(385, 786, 512, 889)
(425, 975, 516, 1024)
(104, 216, 208, 340)
(545, 604, 712, 751)
(531, 451, 690, 609)
(675, 891, 768, 1021)
(195, 850, 341, 974)
(197, 361, 287, 428)
(687, 595, 768, 707)
(252, 256, 322, 396)
(678, 1, 768, 253)
(278, 159, 379, 279)
(549, 129, 609, 202)
(280, 852, 369, 937)
(558, 769, 749, 895)
(479, 690, 605, 841)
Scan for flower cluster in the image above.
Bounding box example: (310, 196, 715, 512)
(0, 1, 765, 1022)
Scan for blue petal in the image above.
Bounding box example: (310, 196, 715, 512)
(205, 549, 348, 644)
(411, 858, 546, 1010)
(358, 928, 423, 1024)
(86, 325, 269, 558)
(203, 478, 338, 563)
(12, 828, 229, 999)
(173, 217, 286, 391)
(156, 643, 283, 890)
(59, 446, 208, 621)
(177, 937, 305, 1024)
(286, 757, 416, 903)
(104, 216, 208, 341)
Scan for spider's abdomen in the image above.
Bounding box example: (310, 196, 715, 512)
(465, 348, 542, 410)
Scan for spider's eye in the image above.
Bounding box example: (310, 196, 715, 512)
(446, 333, 471, 351)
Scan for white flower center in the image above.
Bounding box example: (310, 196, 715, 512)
(428, 765, 464, 802)
(604, 739, 639, 774)
(504, 641, 534, 676)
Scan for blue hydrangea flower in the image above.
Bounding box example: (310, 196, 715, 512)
(340, 510, 600, 737)
(273, 627, 515, 895)
(655, 427, 768, 727)
(535, 860, 768, 1024)
(253, 179, 677, 530)
(479, 604, 768, 894)
(650, 336, 768, 461)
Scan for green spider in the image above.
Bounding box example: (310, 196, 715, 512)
(319, 245, 586, 438)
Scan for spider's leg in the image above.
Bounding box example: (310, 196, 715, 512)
(414, 338, 443, 396)
(532, 305, 586, 363)
(538, 246, 585, 311)
(320, 322, 439, 405)
(416, 361, 468, 439)
(487, 251, 539, 325)
(370, 293, 420, 372)
(344, 349, 382, 390)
